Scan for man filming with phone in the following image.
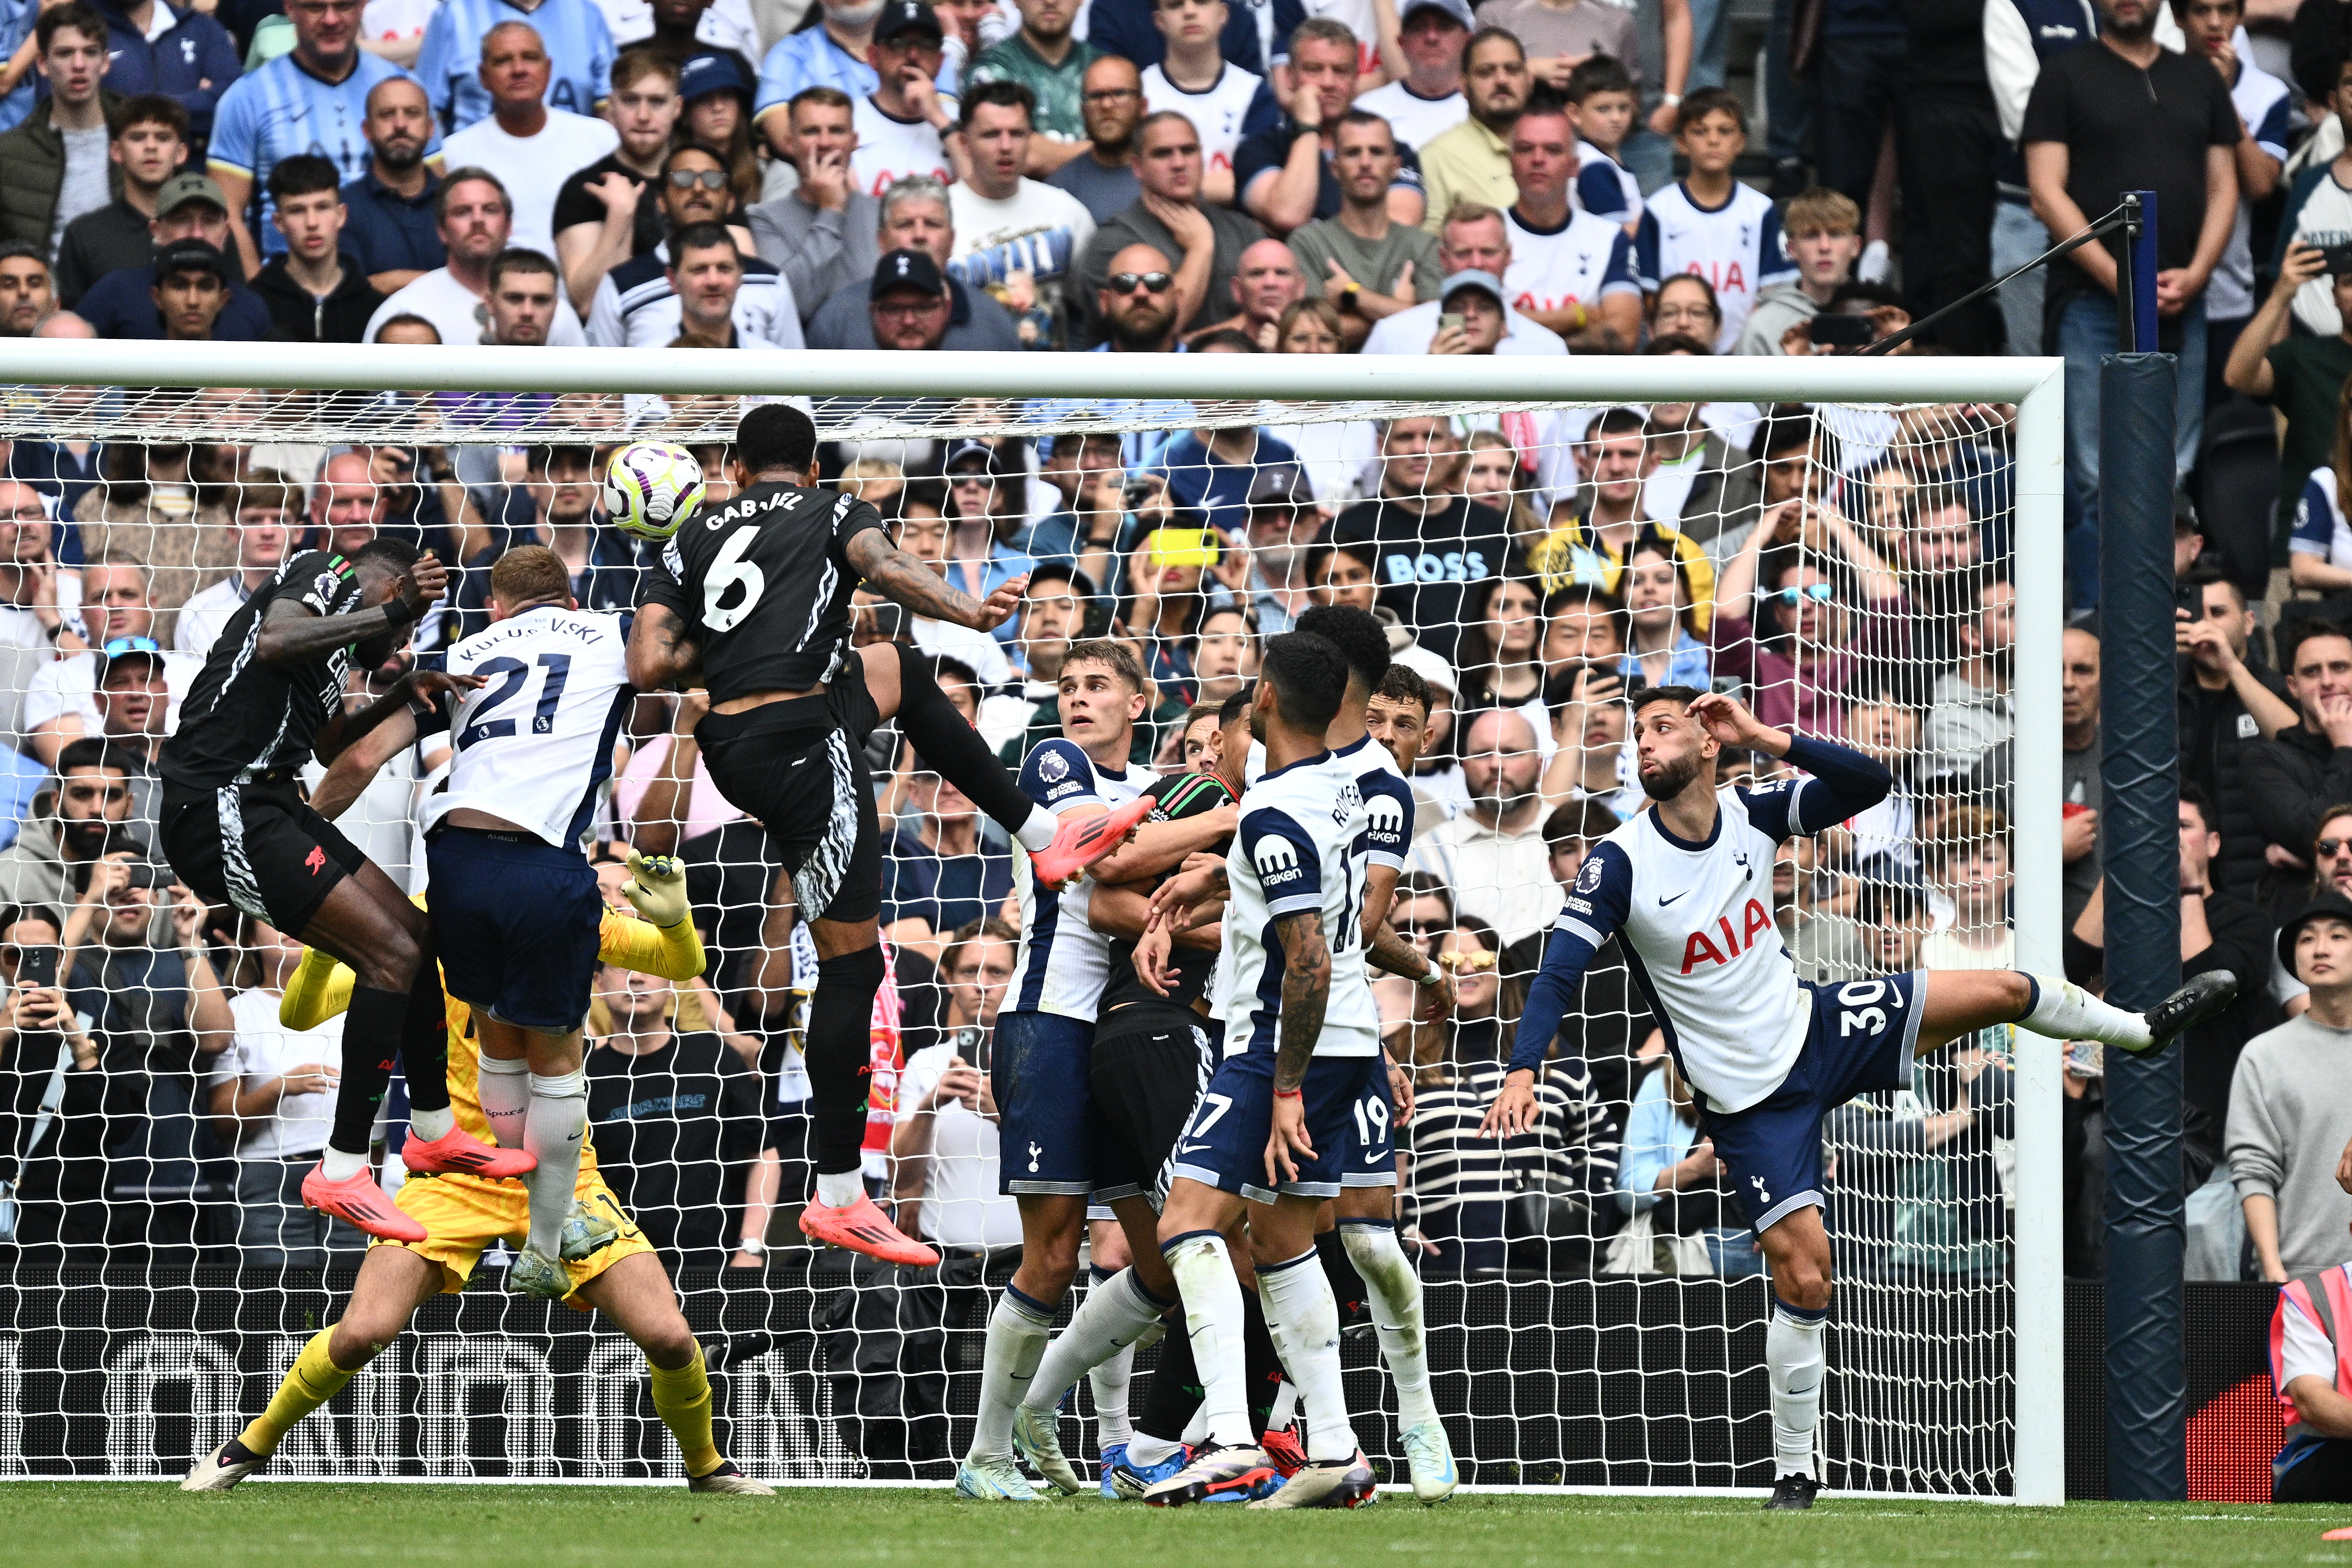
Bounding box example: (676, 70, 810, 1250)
(0, 906, 105, 1262)
(2223, 239, 2352, 496)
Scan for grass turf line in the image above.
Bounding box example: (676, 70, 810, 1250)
(4, 1487, 2351, 1568)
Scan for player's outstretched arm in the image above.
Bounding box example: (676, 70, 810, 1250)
(311, 708, 418, 821)
(255, 553, 444, 670)
(1266, 907, 1332, 1186)
(312, 669, 480, 767)
(624, 603, 705, 691)
(844, 529, 1026, 632)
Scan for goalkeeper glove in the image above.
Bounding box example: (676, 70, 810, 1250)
(623, 848, 690, 929)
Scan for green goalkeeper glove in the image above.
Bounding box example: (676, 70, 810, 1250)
(622, 848, 689, 929)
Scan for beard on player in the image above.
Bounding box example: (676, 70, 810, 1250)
(1639, 745, 1706, 801)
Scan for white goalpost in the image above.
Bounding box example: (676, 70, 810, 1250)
(0, 342, 2063, 1502)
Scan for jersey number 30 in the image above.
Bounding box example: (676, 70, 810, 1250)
(704, 526, 766, 632)
(457, 654, 571, 750)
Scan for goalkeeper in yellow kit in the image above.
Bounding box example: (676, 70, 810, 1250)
(182, 852, 775, 1495)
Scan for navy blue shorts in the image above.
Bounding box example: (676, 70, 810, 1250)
(1170, 1050, 1394, 1204)
(425, 828, 603, 1034)
(993, 1009, 1095, 1196)
(1698, 970, 1923, 1233)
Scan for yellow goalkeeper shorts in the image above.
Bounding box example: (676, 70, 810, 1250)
(372, 1169, 651, 1306)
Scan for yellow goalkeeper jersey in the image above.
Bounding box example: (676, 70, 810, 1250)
(278, 905, 707, 1170)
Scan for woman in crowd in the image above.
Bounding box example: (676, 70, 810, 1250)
(1460, 430, 1548, 553)
(1189, 602, 1259, 708)
(1451, 575, 1550, 752)
(679, 63, 763, 224)
(1648, 273, 1724, 351)
(1401, 918, 1618, 1277)
(1619, 529, 1712, 692)
(1263, 299, 1360, 504)
(941, 440, 1036, 650)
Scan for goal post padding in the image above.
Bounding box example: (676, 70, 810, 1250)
(0, 345, 2064, 1498)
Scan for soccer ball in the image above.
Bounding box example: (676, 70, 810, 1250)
(605, 441, 707, 541)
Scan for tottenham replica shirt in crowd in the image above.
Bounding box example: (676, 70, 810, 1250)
(1510, 735, 1894, 1111)
(1007, 736, 1148, 1019)
(639, 482, 884, 705)
(1634, 180, 1793, 352)
(1221, 748, 1379, 1059)
(1504, 206, 1641, 322)
(421, 604, 634, 853)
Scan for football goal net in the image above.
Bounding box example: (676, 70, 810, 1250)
(0, 342, 2063, 1501)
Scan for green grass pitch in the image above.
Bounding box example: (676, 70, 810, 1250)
(5, 1486, 2350, 1568)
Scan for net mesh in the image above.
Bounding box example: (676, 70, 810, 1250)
(0, 374, 2030, 1493)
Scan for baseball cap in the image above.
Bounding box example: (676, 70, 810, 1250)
(96, 635, 166, 687)
(942, 436, 1022, 477)
(1399, 0, 1474, 28)
(1439, 268, 1506, 307)
(154, 238, 232, 284)
(155, 172, 228, 217)
(677, 48, 753, 103)
(1245, 461, 1312, 507)
(872, 248, 948, 298)
(1391, 641, 1456, 695)
(873, 0, 943, 44)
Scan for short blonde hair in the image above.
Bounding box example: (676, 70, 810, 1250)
(1783, 186, 1861, 239)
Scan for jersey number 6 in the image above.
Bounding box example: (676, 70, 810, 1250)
(704, 526, 768, 632)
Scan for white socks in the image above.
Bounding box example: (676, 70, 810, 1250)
(1267, 1380, 1298, 1431)
(1126, 1430, 1181, 1467)
(1767, 1300, 1828, 1480)
(1014, 808, 1060, 853)
(408, 1105, 455, 1141)
(475, 1054, 528, 1151)
(2017, 974, 2151, 1050)
(1092, 1347, 1136, 1447)
(1257, 1248, 1356, 1463)
(319, 1147, 366, 1181)
(968, 1285, 1055, 1463)
(1022, 1267, 1166, 1417)
(1341, 1220, 1439, 1431)
(521, 1068, 588, 1258)
(1162, 1230, 1254, 1449)
(814, 1168, 864, 1209)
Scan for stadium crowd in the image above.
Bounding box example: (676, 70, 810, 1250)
(4, 0, 2352, 1408)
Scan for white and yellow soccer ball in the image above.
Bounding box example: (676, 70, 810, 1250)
(605, 441, 707, 541)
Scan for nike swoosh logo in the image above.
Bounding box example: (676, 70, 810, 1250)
(1658, 891, 1689, 906)
(1179, 1143, 1210, 1155)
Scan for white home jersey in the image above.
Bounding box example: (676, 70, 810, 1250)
(1634, 180, 1793, 353)
(1007, 736, 1147, 1019)
(1505, 206, 1641, 322)
(1222, 749, 1380, 1059)
(421, 605, 635, 853)
(1555, 781, 1821, 1112)
(1573, 142, 1642, 227)
(1141, 62, 1278, 176)
(850, 94, 954, 197)
(1340, 733, 1414, 872)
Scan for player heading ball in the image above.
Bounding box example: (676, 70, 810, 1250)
(1492, 684, 2239, 1509)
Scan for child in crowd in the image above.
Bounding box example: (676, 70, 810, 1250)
(1564, 54, 1641, 235)
(1635, 88, 1792, 353)
(1738, 186, 1861, 356)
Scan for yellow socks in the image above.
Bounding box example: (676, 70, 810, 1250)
(238, 1328, 356, 1457)
(649, 1342, 723, 1478)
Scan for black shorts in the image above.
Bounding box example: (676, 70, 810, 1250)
(161, 782, 370, 936)
(697, 663, 883, 926)
(1089, 1001, 1219, 1209)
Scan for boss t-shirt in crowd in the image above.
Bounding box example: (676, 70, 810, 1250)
(208, 51, 435, 258)
(434, 107, 621, 257)
(1046, 152, 1142, 223)
(1350, 79, 1465, 150)
(417, 0, 616, 131)
(549, 151, 669, 262)
(851, 94, 954, 197)
(2019, 39, 2239, 334)
(948, 176, 1098, 320)
(1233, 123, 1424, 223)
(1574, 142, 1643, 228)
(1633, 179, 1792, 351)
(1505, 206, 1640, 322)
(2206, 54, 2290, 323)
(1330, 492, 1512, 665)
(1286, 214, 1443, 306)
(1141, 63, 1280, 181)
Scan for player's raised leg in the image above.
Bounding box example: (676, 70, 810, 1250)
(1915, 967, 2240, 1055)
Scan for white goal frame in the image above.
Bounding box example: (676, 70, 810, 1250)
(0, 342, 2066, 1503)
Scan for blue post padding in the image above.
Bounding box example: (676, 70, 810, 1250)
(2098, 350, 2186, 1501)
(2129, 189, 2161, 354)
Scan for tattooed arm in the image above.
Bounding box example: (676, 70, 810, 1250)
(844, 528, 1027, 633)
(1264, 907, 1332, 1185)
(625, 601, 704, 692)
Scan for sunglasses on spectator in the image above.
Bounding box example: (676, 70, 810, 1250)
(103, 636, 162, 656)
(667, 169, 730, 190)
(1107, 271, 1174, 295)
(2318, 838, 2352, 859)
(1437, 949, 1496, 972)
(1765, 584, 1835, 607)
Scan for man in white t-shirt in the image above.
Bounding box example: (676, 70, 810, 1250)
(362, 169, 592, 344)
(206, 920, 359, 1267)
(892, 918, 1022, 1251)
(1363, 201, 1567, 356)
(431, 21, 622, 258)
(175, 481, 298, 658)
(1351, 0, 1470, 150)
(26, 558, 200, 767)
(853, 0, 958, 197)
(1139, 0, 1280, 205)
(947, 78, 1097, 336)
